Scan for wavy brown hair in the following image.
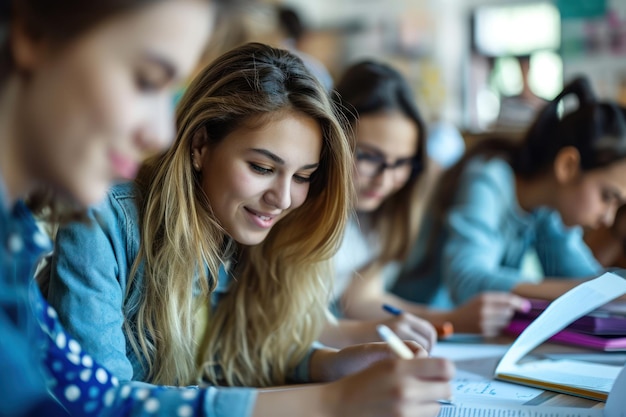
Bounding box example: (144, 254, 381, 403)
(334, 60, 429, 263)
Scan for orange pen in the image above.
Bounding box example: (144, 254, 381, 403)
(435, 321, 454, 339)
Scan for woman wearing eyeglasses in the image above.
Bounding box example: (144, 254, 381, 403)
(320, 61, 528, 347)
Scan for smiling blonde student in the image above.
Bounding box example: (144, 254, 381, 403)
(43, 43, 453, 417)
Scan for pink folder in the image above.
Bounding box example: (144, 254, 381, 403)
(518, 299, 626, 335)
(505, 319, 626, 351)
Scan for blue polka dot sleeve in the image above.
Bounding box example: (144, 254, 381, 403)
(30, 284, 257, 417)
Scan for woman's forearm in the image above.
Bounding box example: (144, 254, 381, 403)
(253, 385, 331, 417)
(319, 320, 380, 348)
(513, 278, 588, 300)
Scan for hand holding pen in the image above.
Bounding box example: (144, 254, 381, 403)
(381, 304, 452, 353)
(383, 304, 454, 340)
(319, 342, 454, 417)
(377, 324, 455, 406)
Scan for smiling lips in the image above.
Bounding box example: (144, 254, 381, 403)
(361, 189, 384, 200)
(109, 151, 139, 179)
(245, 207, 278, 229)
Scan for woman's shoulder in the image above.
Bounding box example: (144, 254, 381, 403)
(465, 155, 512, 177)
(97, 182, 139, 212)
(107, 181, 139, 201)
(462, 156, 515, 194)
(87, 182, 141, 234)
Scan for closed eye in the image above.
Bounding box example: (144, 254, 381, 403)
(135, 52, 176, 93)
(293, 174, 312, 184)
(135, 74, 161, 92)
(356, 151, 382, 163)
(394, 157, 416, 168)
(249, 163, 272, 175)
(601, 188, 622, 205)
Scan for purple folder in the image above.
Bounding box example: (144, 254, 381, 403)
(517, 299, 626, 335)
(505, 319, 626, 351)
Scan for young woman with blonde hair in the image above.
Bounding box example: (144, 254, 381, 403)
(44, 43, 453, 417)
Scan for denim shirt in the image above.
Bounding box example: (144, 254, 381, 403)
(393, 157, 602, 307)
(47, 182, 314, 385)
(332, 215, 400, 316)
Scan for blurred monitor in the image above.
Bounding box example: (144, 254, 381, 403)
(472, 2, 561, 57)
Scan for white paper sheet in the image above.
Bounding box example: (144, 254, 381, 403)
(432, 343, 511, 362)
(451, 370, 543, 405)
(438, 404, 603, 417)
(438, 364, 626, 417)
(540, 353, 626, 366)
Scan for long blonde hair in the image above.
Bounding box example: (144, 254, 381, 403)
(126, 42, 353, 386)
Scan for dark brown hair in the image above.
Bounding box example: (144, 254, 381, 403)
(416, 76, 626, 274)
(333, 60, 427, 263)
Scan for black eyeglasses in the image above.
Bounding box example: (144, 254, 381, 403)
(355, 149, 420, 178)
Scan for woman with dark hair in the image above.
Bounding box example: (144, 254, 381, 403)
(323, 61, 527, 345)
(275, 5, 333, 91)
(394, 76, 626, 330)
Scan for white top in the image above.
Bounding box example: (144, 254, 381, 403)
(333, 216, 400, 303)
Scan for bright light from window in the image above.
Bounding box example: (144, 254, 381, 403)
(529, 51, 563, 100)
(474, 2, 560, 57)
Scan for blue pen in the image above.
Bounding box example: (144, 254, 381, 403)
(382, 303, 454, 339)
(382, 303, 402, 316)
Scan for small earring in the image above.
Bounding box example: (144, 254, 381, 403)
(191, 151, 200, 171)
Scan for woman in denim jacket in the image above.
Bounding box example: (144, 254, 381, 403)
(393, 77, 626, 330)
(44, 43, 454, 417)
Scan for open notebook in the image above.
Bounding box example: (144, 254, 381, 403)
(437, 272, 626, 417)
(438, 361, 626, 417)
(495, 272, 626, 401)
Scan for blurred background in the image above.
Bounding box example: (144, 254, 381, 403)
(210, 0, 626, 144)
